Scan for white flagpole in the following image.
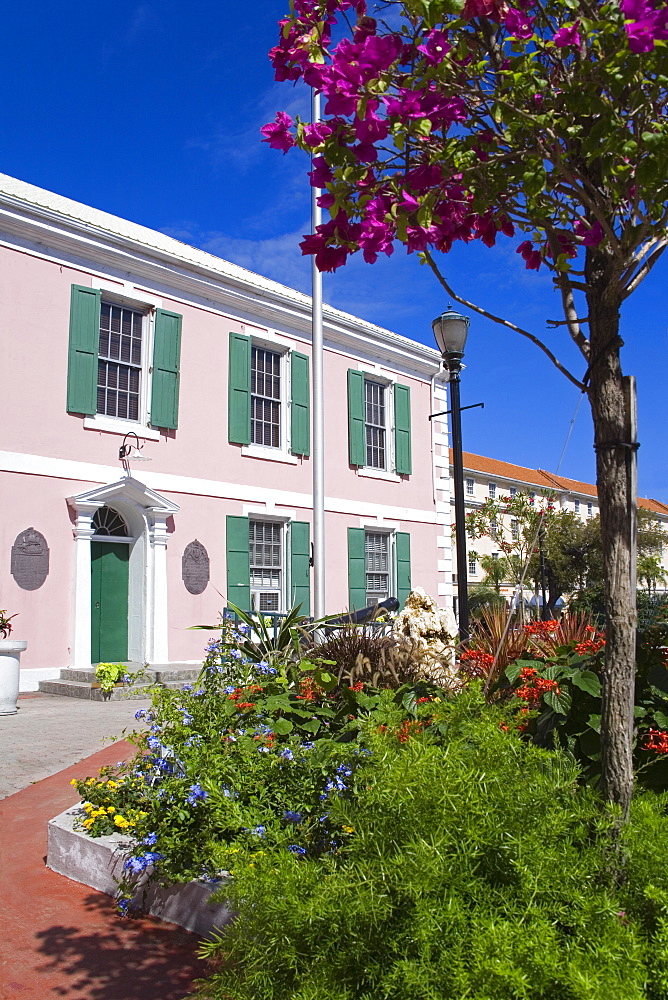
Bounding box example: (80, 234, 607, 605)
(311, 88, 326, 618)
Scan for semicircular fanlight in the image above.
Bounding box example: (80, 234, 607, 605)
(92, 506, 129, 537)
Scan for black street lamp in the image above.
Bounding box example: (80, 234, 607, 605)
(433, 307, 471, 644)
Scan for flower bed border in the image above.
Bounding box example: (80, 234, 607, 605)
(47, 804, 234, 938)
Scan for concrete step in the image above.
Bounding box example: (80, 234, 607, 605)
(38, 662, 204, 700)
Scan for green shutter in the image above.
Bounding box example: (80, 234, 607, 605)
(347, 370, 365, 466)
(150, 309, 182, 429)
(226, 515, 251, 611)
(291, 352, 310, 456)
(396, 532, 411, 608)
(290, 521, 311, 615)
(394, 384, 412, 475)
(348, 527, 366, 611)
(67, 284, 101, 414)
(228, 332, 251, 445)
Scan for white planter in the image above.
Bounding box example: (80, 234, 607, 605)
(0, 639, 27, 715)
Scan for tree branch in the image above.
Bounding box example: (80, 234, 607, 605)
(422, 249, 587, 390)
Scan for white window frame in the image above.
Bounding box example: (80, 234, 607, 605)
(587, 502, 593, 518)
(489, 482, 497, 498)
(249, 516, 287, 614)
(466, 478, 475, 496)
(574, 499, 580, 516)
(361, 375, 394, 474)
(509, 486, 517, 497)
(364, 528, 395, 606)
(83, 289, 159, 440)
(468, 554, 477, 576)
(241, 335, 300, 465)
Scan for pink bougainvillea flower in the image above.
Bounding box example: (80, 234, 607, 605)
(359, 218, 395, 262)
(308, 156, 334, 188)
(260, 111, 295, 153)
(315, 245, 350, 272)
(574, 219, 605, 246)
(353, 113, 389, 144)
(417, 29, 450, 64)
(504, 8, 535, 38)
(463, 0, 503, 18)
(406, 224, 439, 253)
(517, 239, 542, 270)
(553, 21, 582, 47)
(303, 122, 333, 147)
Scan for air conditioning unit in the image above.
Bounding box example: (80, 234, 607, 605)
(251, 590, 281, 613)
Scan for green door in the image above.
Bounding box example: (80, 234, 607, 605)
(91, 541, 129, 662)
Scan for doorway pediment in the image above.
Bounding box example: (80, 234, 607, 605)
(68, 477, 180, 516)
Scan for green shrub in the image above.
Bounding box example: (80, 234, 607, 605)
(196, 694, 668, 1000)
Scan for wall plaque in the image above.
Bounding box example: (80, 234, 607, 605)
(182, 540, 210, 595)
(11, 528, 50, 591)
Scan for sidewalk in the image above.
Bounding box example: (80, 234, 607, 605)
(0, 695, 208, 999)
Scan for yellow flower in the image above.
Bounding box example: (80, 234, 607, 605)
(86, 778, 95, 785)
(84, 803, 94, 813)
(106, 806, 116, 814)
(70, 778, 79, 786)
(114, 815, 131, 829)
(83, 818, 94, 829)
(342, 825, 354, 834)
(107, 781, 117, 789)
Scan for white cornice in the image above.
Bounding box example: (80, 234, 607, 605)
(0, 450, 439, 525)
(0, 173, 443, 379)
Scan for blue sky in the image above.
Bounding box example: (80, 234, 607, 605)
(1, 0, 666, 501)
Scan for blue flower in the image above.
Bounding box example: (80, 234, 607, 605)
(193, 688, 205, 697)
(284, 810, 302, 823)
(254, 660, 277, 675)
(117, 898, 133, 916)
(135, 709, 147, 720)
(258, 746, 271, 753)
(186, 783, 208, 805)
(255, 724, 272, 735)
(251, 825, 266, 837)
(224, 685, 236, 694)
(229, 648, 243, 661)
(336, 764, 352, 778)
(182, 683, 194, 692)
(287, 845, 307, 856)
(301, 742, 315, 751)
(142, 832, 158, 846)
(279, 748, 294, 761)
(180, 711, 194, 726)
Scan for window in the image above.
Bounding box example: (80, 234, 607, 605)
(97, 303, 143, 421)
(466, 478, 475, 496)
(365, 531, 390, 604)
(529, 491, 536, 501)
(491, 518, 499, 537)
(489, 482, 497, 498)
(511, 519, 519, 540)
(67, 284, 182, 430)
(228, 333, 310, 457)
(92, 506, 129, 537)
(364, 380, 387, 469)
(347, 527, 411, 610)
(574, 498, 580, 516)
(249, 519, 283, 612)
(587, 502, 593, 518)
(347, 370, 411, 475)
(509, 486, 517, 497)
(468, 554, 477, 576)
(251, 346, 282, 448)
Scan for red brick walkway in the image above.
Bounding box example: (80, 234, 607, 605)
(0, 740, 208, 1000)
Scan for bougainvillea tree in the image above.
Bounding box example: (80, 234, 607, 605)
(262, 0, 668, 815)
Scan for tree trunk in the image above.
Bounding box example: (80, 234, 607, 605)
(586, 260, 637, 819)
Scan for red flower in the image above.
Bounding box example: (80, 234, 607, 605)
(643, 729, 668, 753)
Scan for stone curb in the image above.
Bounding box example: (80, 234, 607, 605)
(47, 804, 234, 938)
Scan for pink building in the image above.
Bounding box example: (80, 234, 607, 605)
(0, 175, 454, 691)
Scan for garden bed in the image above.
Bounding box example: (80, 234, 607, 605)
(47, 804, 234, 937)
